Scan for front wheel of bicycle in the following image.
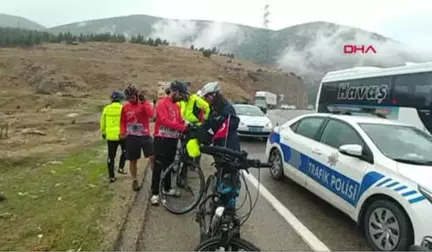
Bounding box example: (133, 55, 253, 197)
(159, 160, 205, 214)
(200, 174, 217, 242)
(194, 236, 261, 251)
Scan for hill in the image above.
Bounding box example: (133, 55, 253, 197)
(47, 15, 396, 65)
(47, 14, 432, 103)
(0, 14, 46, 30)
(0, 41, 306, 106)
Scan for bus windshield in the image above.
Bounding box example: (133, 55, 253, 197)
(316, 71, 432, 133)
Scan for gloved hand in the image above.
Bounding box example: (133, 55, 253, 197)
(102, 134, 106, 140)
(183, 124, 192, 135)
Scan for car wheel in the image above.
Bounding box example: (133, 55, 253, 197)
(364, 199, 413, 251)
(268, 149, 284, 180)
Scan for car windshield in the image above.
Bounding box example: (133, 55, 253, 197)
(359, 123, 432, 165)
(234, 105, 265, 116)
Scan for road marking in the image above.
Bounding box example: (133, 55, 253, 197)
(243, 171, 331, 252)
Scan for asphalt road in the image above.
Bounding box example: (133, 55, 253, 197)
(243, 109, 371, 251)
(138, 109, 371, 251)
(138, 152, 310, 251)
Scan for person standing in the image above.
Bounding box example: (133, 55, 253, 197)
(120, 84, 155, 191)
(150, 81, 189, 205)
(197, 81, 240, 150)
(100, 91, 127, 183)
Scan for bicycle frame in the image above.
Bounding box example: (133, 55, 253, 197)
(197, 161, 243, 247)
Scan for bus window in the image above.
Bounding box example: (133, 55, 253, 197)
(393, 72, 432, 107)
(413, 73, 432, 107)
(319, 76, 392, 108)
(392, 75, 414, 106)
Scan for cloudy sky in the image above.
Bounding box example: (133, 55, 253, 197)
(2, 0, 432, 48)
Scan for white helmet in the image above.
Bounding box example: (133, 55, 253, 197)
(199, 81, 221, 97)
(196, 89, 203, 97)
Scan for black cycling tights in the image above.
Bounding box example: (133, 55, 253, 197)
(151, 137, 178, 195)
(107, 140, 126, 178)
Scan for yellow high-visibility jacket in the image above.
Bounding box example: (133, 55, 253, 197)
(177, 94, 210, 158)
(100, 102, 122, 141)
(177, 94, 210, 125)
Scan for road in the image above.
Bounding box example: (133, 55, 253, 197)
(138, 110, 371, 251)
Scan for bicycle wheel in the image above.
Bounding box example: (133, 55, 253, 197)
(194, 236, 261, 251)
(200, 174, 217, 242)
(159, 160, 205, 214)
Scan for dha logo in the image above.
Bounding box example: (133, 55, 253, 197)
(337, 82, 389, 104)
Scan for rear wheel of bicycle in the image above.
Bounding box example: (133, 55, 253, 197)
(159, 160, 205, 214)
(200, 175, 217, 242)
(194, 236, 261, 251)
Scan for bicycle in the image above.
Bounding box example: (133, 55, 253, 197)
(159, 130, 206, 214)
(194, 145, 273, 251)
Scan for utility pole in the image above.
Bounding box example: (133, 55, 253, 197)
(263, 0, 270, 64)
(262, 1, 277, 108)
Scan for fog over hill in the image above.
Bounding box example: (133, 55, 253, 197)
(3, 13, 432, 103)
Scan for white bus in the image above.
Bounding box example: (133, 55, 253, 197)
(315, 62, 432, 133)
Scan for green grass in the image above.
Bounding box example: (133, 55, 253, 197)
(0, 141, 114, 251)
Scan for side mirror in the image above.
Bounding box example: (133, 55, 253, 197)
(339, 144, 363, 157)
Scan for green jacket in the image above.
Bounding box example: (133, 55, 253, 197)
(178, 94, 210, 125)
(100, 102, 122, 141)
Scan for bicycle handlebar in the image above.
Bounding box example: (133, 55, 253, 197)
(200, 145, 273, 170)
(244, 159, 272, 169)
(200, 145, 247, 159)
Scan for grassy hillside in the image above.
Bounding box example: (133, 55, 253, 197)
(0, 14, 45, 30)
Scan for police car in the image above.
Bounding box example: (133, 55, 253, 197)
(265, 113, 432, 251)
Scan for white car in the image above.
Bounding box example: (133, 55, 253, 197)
(233, 104, 273, 139)
(265, 113, 432, 251)
(280, 104, 289, 110)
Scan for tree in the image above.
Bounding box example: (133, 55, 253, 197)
(0, 27, 175, 51)
(202, 49, 212, 58)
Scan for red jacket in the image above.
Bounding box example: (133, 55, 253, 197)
(198, 109, 205, 123)
(154, 96, 186, 138)
(120, 101, 154, 136)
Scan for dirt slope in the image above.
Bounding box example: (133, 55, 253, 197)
(0, 42, 307, 103)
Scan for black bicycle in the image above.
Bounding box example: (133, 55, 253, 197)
(194, 145, 272, 251)
(159, 131, 206, 214)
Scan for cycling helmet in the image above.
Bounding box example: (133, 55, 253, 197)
(124, 83, 138, 98)
(199, 81, 221, 97)
(111, 91, 123, 101)
(170, 81, 188, 95)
